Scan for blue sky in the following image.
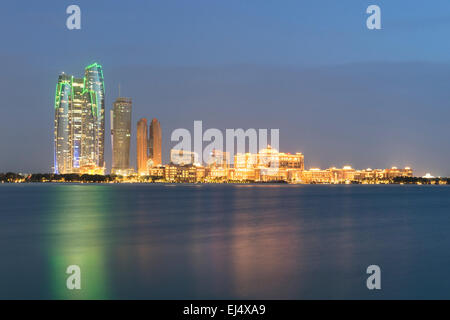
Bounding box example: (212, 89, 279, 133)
(4, 1, 450, 67)
(1, 1, 450, 175)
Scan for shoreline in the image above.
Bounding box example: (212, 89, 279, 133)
(2, 173, 448, 185)
(1, 181, 449, 186)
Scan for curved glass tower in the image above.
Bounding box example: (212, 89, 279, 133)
(54, 74, 72, 174)
(53, 63, 106, 174)
(84, 63, 105, 169)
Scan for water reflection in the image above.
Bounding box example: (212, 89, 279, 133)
(227, 186, 303, 298)
(2, 184, 450, 299)
(47, 185, 111, 299)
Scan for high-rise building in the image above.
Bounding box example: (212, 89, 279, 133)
(149, 118, 162, 166)
(137, 118, 148, 175)
(54, 74, 72, 174)
(71, 77, 85, 169)
(111, 98, 132, 174)
(53, 63, 106, 174)
(84, 63, 105, 169)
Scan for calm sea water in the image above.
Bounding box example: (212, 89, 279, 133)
(1, 183, 450, 299)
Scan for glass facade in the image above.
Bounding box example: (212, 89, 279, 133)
(111, 98, 132, 173)
(53, 63, 106, 174)
(54, 74, 72, 174)
(149, 118, 162, 166)
(84, 63, 106, 168)
(136, 118, 148, 175)
(71, 78, 84, 169)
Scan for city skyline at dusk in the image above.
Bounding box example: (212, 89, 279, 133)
(2, 2, 450, 176)
(49, 62, 419, 184)
(5, 1, 450, 305)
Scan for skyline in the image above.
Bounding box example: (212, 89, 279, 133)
(2, 1, 450, 175)
(52, 62, 418, 178)
(7, 61, 445, 176)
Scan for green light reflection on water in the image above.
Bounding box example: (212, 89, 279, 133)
(47, 184, 111, 299)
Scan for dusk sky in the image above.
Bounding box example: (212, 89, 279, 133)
(2, 1, 450, 175)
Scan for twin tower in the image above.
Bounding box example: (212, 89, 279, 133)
(54, 63, 105, 175)
(136, 118, 162, 175)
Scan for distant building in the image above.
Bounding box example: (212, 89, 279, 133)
(302, 166, 413, 184)
(206, 149, 230, 168)
(302, 168, 332, 184)
(232, 146, 304, 181)
(111, 97, 132, 174)
(137, 118, 148, 175)
(148, 166, 165, 179)
(164, 164, 205, 183)
(149, 118, 162, 166)
(234, 146, 304, 170)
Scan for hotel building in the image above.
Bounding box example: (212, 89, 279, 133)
(149, 118, 162, 166)
(170, 149, 199, 166)
(53, 63, 106, 174)
(136, 118, 148, 175)
(231, 146, 305, 182)
(302, 166, 413, 184)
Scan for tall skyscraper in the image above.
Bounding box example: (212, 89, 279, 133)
(71, 77, 84, 169)
(137, 118, 148, 175)
(111, 98, 132, 174)
(84, 63, 105, 168)
(53, 63, 106, 174)
(149, 118, 162, 166)
(54, 74, 72, 174)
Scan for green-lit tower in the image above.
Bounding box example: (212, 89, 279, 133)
(54, 74, 72, 174)
(53, 63, 106, 174)
(84, 63, 106, 169)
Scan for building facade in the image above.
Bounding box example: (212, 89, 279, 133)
(84, 63, 106, 169)
(53, 63, 106, 174)
(302, 166, 413, 184)
(149, 118, 162, 166)
(170, 149, 199, 166)
(111, 98, 132, 174)
(54, 74, 72, 174)
(137, 118, 148, 175)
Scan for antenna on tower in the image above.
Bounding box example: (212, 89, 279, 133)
(118, 83, 121, 97)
